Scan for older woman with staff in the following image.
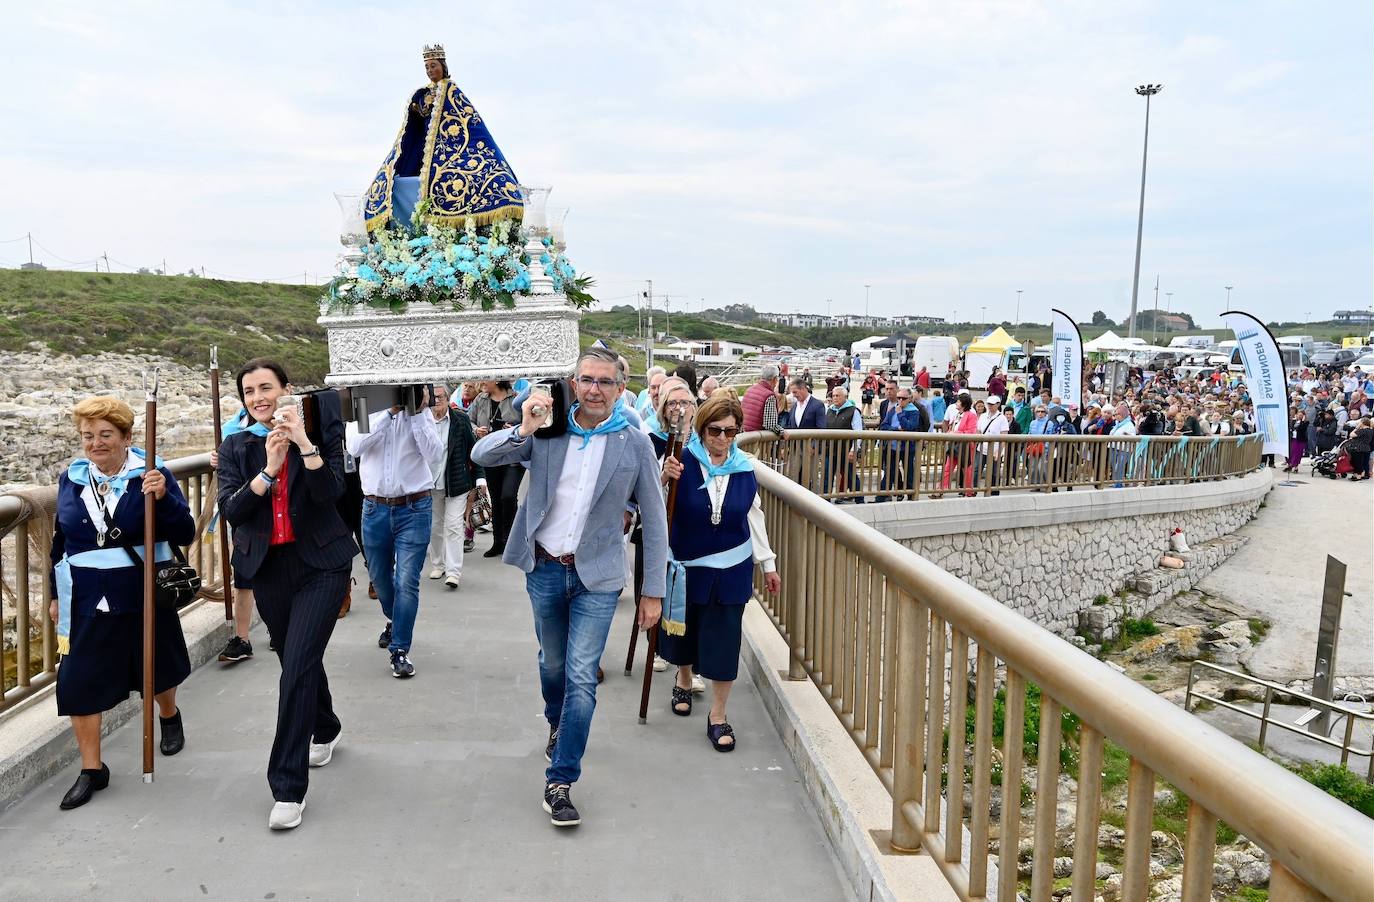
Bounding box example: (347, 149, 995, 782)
(659, 392, 782, 751)
(49, 396, 195, 809)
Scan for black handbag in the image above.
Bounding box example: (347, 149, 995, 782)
(99, 498, 202, 610)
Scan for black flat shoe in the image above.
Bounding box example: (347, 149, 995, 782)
(483, 546, 504, 558)
(159, 709, 185, 756)
(60, 763, 109, 810)
(671, 685, 693, 717)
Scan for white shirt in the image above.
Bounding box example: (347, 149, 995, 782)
(696, 462, 777, 573)
(978, 410, 1009, 455)
(791, 396, 813, 427)
(430, 411, 450, 488)
(533, 433, 609, 556)
(347, 409, 446, 497)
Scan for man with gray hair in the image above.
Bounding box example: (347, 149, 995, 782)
(743, 362, 783, 437)
(427, 383, 485, 590)
(472, 346, 667, 828)
(636, 365, 666, 420)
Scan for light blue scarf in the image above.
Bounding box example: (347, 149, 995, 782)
(67, 446, 165, 501)
(567, 403, 630, 449)
(684, 432, 753, 483)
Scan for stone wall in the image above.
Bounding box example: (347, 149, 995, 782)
(849, 471, 1272, 636)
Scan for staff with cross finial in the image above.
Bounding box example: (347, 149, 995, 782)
(141, 368, 159, 781)
(209, 347, 234, 621)
(636, 397, 693, 723)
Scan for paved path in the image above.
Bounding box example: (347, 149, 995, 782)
(0, 544, 846, 900)
(1196, 469, 1373, 682)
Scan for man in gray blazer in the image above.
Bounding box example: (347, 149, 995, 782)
(472, 347, 667, 829)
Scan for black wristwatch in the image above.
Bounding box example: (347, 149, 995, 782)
(299, 446, 320, 458)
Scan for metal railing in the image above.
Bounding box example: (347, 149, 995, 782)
(739, 430, 1370, 902)
(0, 453, 226, 715)
(1185, 661, 1374, 781)
(747, 430, 1263, 501)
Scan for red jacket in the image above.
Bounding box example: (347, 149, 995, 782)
(742, 379, 773, 433)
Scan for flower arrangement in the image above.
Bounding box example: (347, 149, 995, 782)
(325, 201, 596, 313)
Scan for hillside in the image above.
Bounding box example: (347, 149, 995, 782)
(0, 269, 328, 382)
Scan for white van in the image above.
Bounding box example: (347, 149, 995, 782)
(913, 336, 960, 384)
(1277, 335, 1314, 356)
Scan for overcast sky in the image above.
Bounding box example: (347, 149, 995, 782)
(1, 1, 1369, 328)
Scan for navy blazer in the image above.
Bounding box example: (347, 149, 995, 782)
(216, 426, 358, 581)
(787, 394, 826, 430)
(51, 468, 195, 616)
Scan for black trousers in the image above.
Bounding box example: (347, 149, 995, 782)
(253, 543, 349, 803)
(485, 463, 524, 551)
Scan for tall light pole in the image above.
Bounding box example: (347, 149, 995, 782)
(1127, 83, 1163, 340)
(1015, 289, 1022, 334)
(1151, 275, 1160, 344)
(864, 283, 871, 319)
(980, 305, 987, 326)
(1165, 291, 1173, 334)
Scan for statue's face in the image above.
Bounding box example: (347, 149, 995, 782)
(425, 58, 444, 82)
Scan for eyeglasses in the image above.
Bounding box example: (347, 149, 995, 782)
(576, 376, 623, 391)
(664, 399, 693, 408)
(705, 425, 740, 438)
(897, 395, 910, 400)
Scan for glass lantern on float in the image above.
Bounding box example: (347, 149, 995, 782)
(518, 184, 555, 295)
(548, 206, 569, 254)
(334, 192, 368, 279)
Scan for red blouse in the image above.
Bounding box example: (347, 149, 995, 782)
(269, 465, 296, 545)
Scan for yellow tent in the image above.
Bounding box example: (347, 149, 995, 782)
(966, 326, 1019, 353)
(964, 327, 1019, 389)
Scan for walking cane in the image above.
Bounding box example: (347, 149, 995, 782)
(209, 347, 233, 621)
(142, 368, 159, 783)
(638, 409, 690, 724)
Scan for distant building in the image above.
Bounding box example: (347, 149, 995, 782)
(1333, 309, 1374, 325)
(759, 310, 945, 330)
(1159, 314, 1189, 332)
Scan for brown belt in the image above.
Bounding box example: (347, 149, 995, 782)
(535, 544, 576, 566)
(365, 491, 430, 507)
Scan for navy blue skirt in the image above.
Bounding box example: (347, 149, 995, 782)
(658, 599, 746, 682)
(57, 608, 192, 716)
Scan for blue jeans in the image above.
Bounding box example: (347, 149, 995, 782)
(362, 494, 432, 654)
(525, 559, 620, 785)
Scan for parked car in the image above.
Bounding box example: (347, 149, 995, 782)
(1353, 353, 1374, 370)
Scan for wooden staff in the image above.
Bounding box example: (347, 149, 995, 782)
(638, 409, 691, 724)
(209, 347, 233, 620)
(142, 368, 159, 782)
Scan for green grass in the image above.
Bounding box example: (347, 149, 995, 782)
(1121, 618, 1161, 642)
(1225, 889, 1269, 902)
(1248, 618, 1271, 644)
(1289, 762, 1374, 817)
(1092, 594, 1109, 606)
(964, 682, 1083, 771)
(0, 269, 328, 383)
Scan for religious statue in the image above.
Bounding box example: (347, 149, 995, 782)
(364, 44, 523, 231)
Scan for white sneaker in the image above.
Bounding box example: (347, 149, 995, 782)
(652, 655, 668, 672)
(691, 674, 706, 694)
(269, 800, 305, 830)
(428, 567, 443, 579)
(445, 574, 460, 590)
(308, 730, 342, 768)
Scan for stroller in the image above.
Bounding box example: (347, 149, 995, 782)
(1311, 440, 1354, 479)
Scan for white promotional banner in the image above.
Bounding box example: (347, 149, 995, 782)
(1050, 308, 1083, 408)
(1222, 310, 1290, 457)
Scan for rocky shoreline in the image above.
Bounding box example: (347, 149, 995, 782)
(0, 343, 243, 489)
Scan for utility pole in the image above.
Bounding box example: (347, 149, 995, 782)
(981, 305, 987, 326)
(1127, 83, 1163, 340)
(864, 283, 871, 318)
(664, 294, 670, 338)
(27, 232, 34, 265)
(1166, 292, 1173, 334)
(1151, 275, 1160, 344)
(1015, 289, 1022, 335)
(1225, 285, 1233, 311)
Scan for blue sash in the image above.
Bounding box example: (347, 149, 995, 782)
(55, 542, 175, 654)
(662, 539, 753, 637)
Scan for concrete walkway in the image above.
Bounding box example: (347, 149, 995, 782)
(1196, 468, 1373, 682)
(0, 544, 847, 900)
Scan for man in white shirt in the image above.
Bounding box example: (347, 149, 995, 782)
(347, 388, 445, 679)
(975, 396, 1010, 493)
(782, 377, 825, 491)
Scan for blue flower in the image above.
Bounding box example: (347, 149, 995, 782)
(490, 246, 508, 259)
(357, 264, 384, 283)
(486, 275, 500, 291)
(456, 246, 475, 261)
(477, 236, 490, 245)
(539, 253, 552, 266)
(542, 236, 553, 247)
(408, 236, 434, 249)
(476, 255, 492, 271)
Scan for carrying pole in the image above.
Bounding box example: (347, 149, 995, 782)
(638, 409, 690, 723)
(209, 348, 234, 620)
(142, 369, 160, 782)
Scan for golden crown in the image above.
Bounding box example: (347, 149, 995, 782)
(422, 43, 446, 62)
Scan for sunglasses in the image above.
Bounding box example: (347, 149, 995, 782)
(705, 425, 740, 438)
(576, 376, 623, 391)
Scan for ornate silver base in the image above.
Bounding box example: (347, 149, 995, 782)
(319, 297, 581, 386)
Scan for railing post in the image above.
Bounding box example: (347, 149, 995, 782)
(890, 590, 922, 852)
(786, 512, 806, 681)
(16, 521, 31, 688)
